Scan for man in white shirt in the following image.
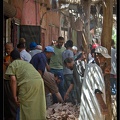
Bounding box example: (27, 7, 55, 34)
(17, 43, 31, 62)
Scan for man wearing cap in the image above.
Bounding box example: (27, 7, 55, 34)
(36, 45, 42, 50)
(94, 46, 111, 74)
(29, 42, 42, 57)
(43, 71, 63, 103)
(79, 46, 111, 120)
(52, 72, 65, 103)
(43, 71, 64, 105)
(30, 46, 55, 77)
(30, 47, 64, 104)
(88, 43, 100, 63)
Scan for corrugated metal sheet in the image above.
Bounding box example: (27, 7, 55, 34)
(79, 63, 106, 120)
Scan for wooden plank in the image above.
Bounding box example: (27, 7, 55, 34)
(104, 74, 112, 120)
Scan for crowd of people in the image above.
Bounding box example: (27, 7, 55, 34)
(3, 36, 117, 120)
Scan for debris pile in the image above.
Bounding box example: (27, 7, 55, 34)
(46, 102, 80, 120)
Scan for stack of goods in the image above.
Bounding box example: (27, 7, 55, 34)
(46, 102, 80, 120)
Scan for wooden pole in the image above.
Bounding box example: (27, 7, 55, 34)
(82, 0, 91, 58)
(101, 0, 113, 119)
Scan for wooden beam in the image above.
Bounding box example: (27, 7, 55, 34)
(101, 0, 113, 119)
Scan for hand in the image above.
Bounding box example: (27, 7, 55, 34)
(104, 66, 111, 75)
(14, 96, 20, 107)
(4, 62, 9, 66)
(64, 93, 69, 101)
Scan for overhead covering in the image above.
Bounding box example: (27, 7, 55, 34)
(59, 0, 81, 5)
(3, 1, 17, 18)
(59, 0, 101, 5)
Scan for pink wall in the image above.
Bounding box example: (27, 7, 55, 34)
(46, 11, 60, 46)
(21, 0, 40, 25)
(10, 0, 60, 48)
(11, 0, 23, 19)
(11, 0, 40, 25)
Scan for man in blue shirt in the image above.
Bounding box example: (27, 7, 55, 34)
(30, 46, 55, 76)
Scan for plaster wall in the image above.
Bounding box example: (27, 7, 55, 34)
(8, 0, 61, 48)
(46, 11, 60, 46)
(21, 0, 40, 25)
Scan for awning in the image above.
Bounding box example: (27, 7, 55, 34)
(3, 1, 17, 18)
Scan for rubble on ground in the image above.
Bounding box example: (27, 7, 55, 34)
(46, 102, 80, 120)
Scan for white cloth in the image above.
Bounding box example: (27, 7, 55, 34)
(111, 47, 116, 75)
(88, 53, 93, 62)
(20, 49, 31, 62)
(29, 49, 42, 58)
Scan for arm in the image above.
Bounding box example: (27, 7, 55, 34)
(10, 76, 17, 98)
(46, 63, 50, 72)
(38, 69, 43, 77)
(4, 62, 10, 67)
(64, 84, 74, 101)
(55, 92, 64, 103)
(95, 89, 108, 115)
(37, 57, 47, 77)
(10, 75, 19, 106)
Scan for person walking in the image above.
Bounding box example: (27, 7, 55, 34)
(5, 49, 46, 120)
